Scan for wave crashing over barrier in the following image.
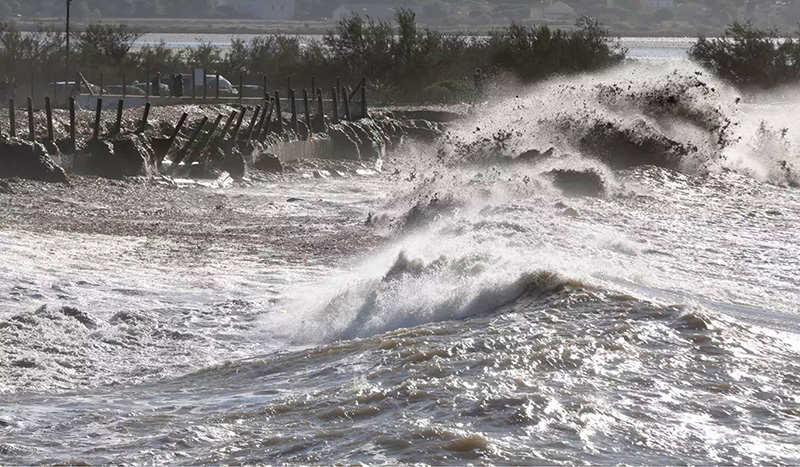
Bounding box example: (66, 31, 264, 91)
(2, 61, 800, 465)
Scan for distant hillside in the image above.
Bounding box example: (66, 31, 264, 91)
(2, 0, 798, 32)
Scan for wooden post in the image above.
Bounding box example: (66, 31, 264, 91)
(246, 104, 261, 141)
(8, 99, 15, 137)
(361, 83, 367, 120)
(27, 97, 35, 142)
(231, 108, 246, 143)
(100, 73, 104, 96)
(169, 113, 188, 142)
(45, 97, 54, 141)
(93, 98, 103, 140)
(274, 90, 283, 133)
(216, 72, 220, 100)
(260, 99, 274, 140)
(332, 87, 340, 124)
(218, 111, 237, 143)
(342, 86, 352, 122)
(254, 101, 269, 140)
(162, 112, 188, 157)
(138, 102, 151, 134)
(316, 88, 326, 133)
(290, 89, 299, 134)
(302, 89, 311, 137)
(69, 97, 76, 147)
(200, 114, 224, 153)
(115, 99, 124, 134)
(170, 116, 208, 174)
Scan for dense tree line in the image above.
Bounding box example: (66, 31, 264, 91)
(0, 10, 625, 103)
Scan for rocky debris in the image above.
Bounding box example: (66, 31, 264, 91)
(253, 152, 284, 173)
(59, 306, 99, 329)
(517, 147, 555, 163)
(398, 119, 444, 142)
(55, 138, 78, 156)
(0, 179, 15, 194)
(388, 109, 464, 123)
(549, 168, 606, 197)
(0, 135, 68, 183)
(328, 123, 362, 160)
(80, 134, 157, 179)
(150, 136, 173, 168)
(402, 193, 461, 230)
(375, 119, 405, 145)
(221, 144, 247, 180)
(575, 120, 687, 170)
(337, 119, 391, 161)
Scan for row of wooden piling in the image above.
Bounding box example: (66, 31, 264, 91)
(2, 79, 368, 146)
(3, 97, 76, 146)
(1, 79, 369, 178)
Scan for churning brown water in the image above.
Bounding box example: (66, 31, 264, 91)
(1, 61, 799, 464)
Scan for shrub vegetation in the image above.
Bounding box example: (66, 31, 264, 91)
(0, 11, 626, 104)
(689, 21, 800, 89)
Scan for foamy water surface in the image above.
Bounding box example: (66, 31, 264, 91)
(1, 61, 799, 464)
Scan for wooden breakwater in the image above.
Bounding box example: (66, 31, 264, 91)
(0, 75, 372, 166)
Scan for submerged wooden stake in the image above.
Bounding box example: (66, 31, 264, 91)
(316, 88, 327, 133)
(246, 105, 261, 141)
(8, 99, 15, 137)
(290, 89, 298, 134)
(260, 98, 274, 140)
(361, 84, 368, 119)
(331, 87, 339, 125)
(138, 102, 151, 134)
(27, 97, 34, 141)
(171, 116, 208, 174)
(115, 99, 124, 135)
(162, 112, 188, 158)
(69, 97, 76, 146)
(45, 97, 54, 141)
(93, 98, 103, 140)
(231, 108, 246, 144)
(342, 86, 352, 122)
(302, 88, 311, 137)
(217, 111, 237, 147)
(255, 100, 270, 140)
(199, 114, 224, 154)
(273, 90, 283, 134)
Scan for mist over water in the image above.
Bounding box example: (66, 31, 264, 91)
(2, 61, 800, 464)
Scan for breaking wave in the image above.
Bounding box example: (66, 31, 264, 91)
(271, 61, 800, 345)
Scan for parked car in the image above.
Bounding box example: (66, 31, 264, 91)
(104, 85, 146, 96)
(240, 85, 263, 97)
(132, 80, 171, 96)
(48, 81, 105, 95)
(180, 73, 239, 97)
